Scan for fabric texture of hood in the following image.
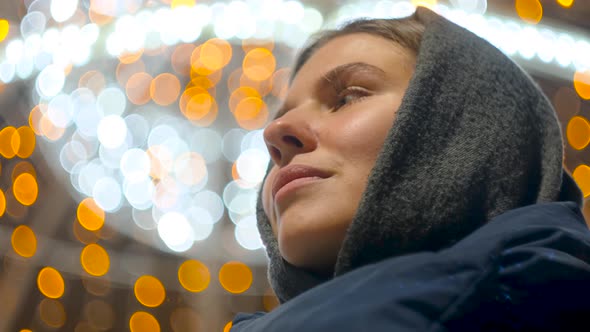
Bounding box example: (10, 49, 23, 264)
(255, 6, 583, 304)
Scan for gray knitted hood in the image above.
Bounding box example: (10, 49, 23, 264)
(255, 7, 583, 304)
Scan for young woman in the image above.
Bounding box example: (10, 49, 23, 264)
(231, 7, 590, 331)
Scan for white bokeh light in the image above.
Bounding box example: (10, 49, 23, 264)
(236, 148, 270, 184)
(50, 0, 79, 23)
(158, 212, 195, 252)
(36, 64, 65, 97)
(92, 176, 123, 212)
(97, 115, 128, 149)
(121, 148, 151, 182)
(97, 87, 127, 117)
(47, 93, 74, 128)
(235, 215, 263, 250)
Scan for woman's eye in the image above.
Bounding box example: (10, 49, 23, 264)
(336, 87, 369, 109)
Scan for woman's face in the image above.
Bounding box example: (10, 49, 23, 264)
(262, 33, 415, 275)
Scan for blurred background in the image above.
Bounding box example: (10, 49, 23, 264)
(0, 0, 588, 331)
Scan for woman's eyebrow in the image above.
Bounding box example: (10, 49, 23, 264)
(320, 62, 387, 89)
(273, 62, 387, 120)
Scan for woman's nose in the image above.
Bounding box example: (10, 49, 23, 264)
(263, 113, 318, 166)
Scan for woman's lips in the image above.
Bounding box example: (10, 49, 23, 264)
(271, 164, 331, 202)
(274, 176, 324, 203)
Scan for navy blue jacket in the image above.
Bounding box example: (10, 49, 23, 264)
(232, 202, 590, 331)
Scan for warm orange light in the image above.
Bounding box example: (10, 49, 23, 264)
(77, 197, 105, 231)
(232, 161, 240, 181)
(126, 72, 153, 105)
(119, 49, 144, 64)
(37, 267, 65, 299)
(175, 152, 207, 186)
(172, 44, 196, 76)
(40, 115, 65, 141)
(80, 243, 110, 276)
(39, 299, 66, 328)
(134, 275, 166, 307)
(557, 0, 574, 8)
(573, 164, 590, 197)
(73, 218, 99, 244)
(229, 87, 261, 113)
(89, 0, 115, 25)
(234, 97, 269, 130)
(0, 189, 5, 218)
(11, 161, 36, 183)
(11, 225, 37, 258)
(130, 311, 160, 332)
(189, 76, 215, 91)
(186, 93, 215, 120)
(240, 73, 273, 97)
(13, 173, 38, 206)
(243, 48, 276, 81)
(223, 321, 233, 332)
(79, 70, 106, 95)
(411, 0, 437, 9)
(567, 116, 590, 150)
(190, 45, 216, 76)
(15, 126, 35, 158)
(29, 104, 47, 136)
(0, 19, 9, 43)
(200, 38, 232, 72)
(150, 73, 181, 106)
(171, 0, 195, 8)
(147, 145, 173, 179)
(218, 261, 253, 294)
(574, 70, 590, 100)
(515, 0, 543, 24)
(0, 126, 17, 158)
(227, 68, 244, 92)
(178, 260, 210, 292)
(242, 38, 275, 54)
(116, 60, 146, 87)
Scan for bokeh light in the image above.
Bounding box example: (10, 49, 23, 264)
(0, 189, 6, 217)
(150, 73, 181, 106)
(574, 70, 590, 100)
(0, 126, 17, 158)
(218, 261, 252, 294)
(567, 116, 590, 150)
(557, 0, 575, 8)
(77, 197, 105, 231)
(11, 225, 37, 258)
(224, 321, 233, 332)
(37, 267, 65, 299)
(130, 311, 160, 332)
(13, 173, 38, 206)
(126, 72, 153, 105)
(573, 164, 590, 197)
(243, 48, 276, 82)
(80, 243, 110, 276)
(15, 126, 36, 158)
(515, 0, 543, 24)
(178, 259, 210, 292)
(0, 19, 9, 42)
(134, 275, 166, 307)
